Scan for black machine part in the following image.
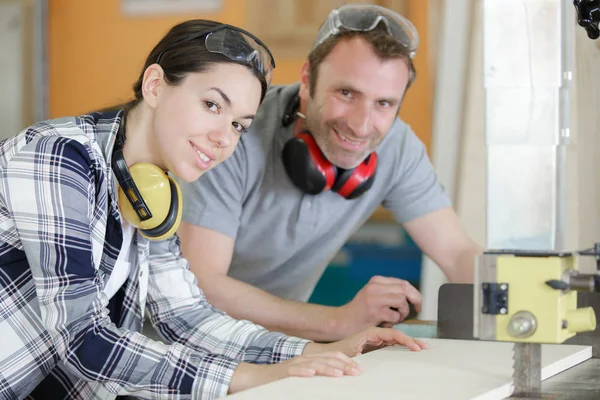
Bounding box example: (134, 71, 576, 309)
(574, 0, 600, 39)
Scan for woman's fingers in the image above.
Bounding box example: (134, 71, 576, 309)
(304, 351, 358, 364)
(287, 365, 317, 377)
(287, 352, 363, 377)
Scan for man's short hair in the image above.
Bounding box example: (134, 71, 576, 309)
(307, 25, 417, 97)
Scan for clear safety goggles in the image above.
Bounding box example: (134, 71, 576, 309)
(157, 24, 275, 85)
(312, 4, 419, 59)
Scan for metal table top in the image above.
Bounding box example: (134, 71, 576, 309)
(508, 358, 600, 399)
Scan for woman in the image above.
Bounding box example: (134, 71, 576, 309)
(0, 19, 426, 399)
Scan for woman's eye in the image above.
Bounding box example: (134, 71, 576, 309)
(232, 121, 248, 134)
(204, 101, 220, 113)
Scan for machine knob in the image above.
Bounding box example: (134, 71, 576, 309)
(565, 307, 597, 333)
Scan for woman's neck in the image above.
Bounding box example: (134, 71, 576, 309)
(121, 104, 164, 170)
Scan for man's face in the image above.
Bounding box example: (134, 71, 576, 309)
(299, 36, 410, 169)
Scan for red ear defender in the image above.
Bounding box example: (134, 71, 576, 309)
(282, 132, 377, 199)
(331, 153, 377, 199)
(282, 132, 337, 194)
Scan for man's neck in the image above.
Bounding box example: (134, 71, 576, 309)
(294, 96, 309, 134)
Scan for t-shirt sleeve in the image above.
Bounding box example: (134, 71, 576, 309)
(382, 124, 452, 224)
(179, 141, 248, 239)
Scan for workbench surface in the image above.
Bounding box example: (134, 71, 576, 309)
(225, 338, 591, 400)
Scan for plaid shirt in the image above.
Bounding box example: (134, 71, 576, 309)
(0, 111, 309, 400)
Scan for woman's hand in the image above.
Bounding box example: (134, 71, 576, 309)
(304, 327, 428, 357)
(273, 350, 363, 377)
(229, 351, 362, 394)
(228, 328, 427, 394)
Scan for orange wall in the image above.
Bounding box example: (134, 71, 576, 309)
(49, 0, 430, 151)
(48, 0, 246, 116)
(402, 0, 431, 151)
(270, 58, 306, 86)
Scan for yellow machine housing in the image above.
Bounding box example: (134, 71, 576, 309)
(494, 255, 596, 343)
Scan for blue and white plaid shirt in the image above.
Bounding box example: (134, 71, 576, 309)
(0, 111, 309, 399)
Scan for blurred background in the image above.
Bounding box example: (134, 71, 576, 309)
(1, 0, 599, 320)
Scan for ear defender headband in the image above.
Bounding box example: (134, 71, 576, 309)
(111, 114, 183, 241)
(281, 94, 377, 200)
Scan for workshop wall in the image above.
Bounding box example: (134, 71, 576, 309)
(0, 1, 25, 141)
(48, 0, 432, 150)
(48, 0, 246, 117)
(0, 0, 37, 141)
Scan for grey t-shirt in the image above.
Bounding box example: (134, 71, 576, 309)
(180, 83, 451, 302)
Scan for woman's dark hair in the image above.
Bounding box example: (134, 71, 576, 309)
(104, 19, 268, 113)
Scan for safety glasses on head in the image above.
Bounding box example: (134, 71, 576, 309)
(313, 4, 419, 59)
(157, 23, 276, 85)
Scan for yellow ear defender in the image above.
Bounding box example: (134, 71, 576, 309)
(111, 113, 182, 241)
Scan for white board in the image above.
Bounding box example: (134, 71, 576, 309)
(226, 339, 591, 400)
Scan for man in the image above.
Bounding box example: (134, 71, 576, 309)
(177, 4, 482, 342)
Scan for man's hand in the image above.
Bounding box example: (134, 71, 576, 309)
(336, 275, 423, 335)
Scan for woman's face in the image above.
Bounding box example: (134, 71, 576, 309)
(151, 62, 262, 183)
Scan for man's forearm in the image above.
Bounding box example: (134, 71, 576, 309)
(446, 244, 483, 283)
(199, 274, 350, 342)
